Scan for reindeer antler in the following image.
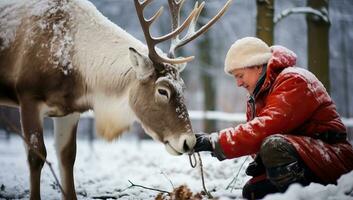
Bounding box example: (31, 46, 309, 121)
(134, 0, 233, 64)
(167, 0, 233, 58)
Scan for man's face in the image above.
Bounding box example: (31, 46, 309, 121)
(231, 66, 263, 94)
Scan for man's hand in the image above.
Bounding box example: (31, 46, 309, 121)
(194, 133, 214, 152)
(193, 132, 227, 161)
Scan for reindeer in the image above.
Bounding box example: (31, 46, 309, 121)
(0, 0, 231, 199)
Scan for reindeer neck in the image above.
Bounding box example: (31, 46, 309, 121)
(71, 0, 145, 108)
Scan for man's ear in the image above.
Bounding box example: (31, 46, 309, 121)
(129, 47, 155, 81)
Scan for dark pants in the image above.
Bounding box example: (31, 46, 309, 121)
(242, 135, 323, 199)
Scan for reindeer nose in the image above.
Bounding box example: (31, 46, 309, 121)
(182, 134, 196, 153)
(183, 139, 190, 152)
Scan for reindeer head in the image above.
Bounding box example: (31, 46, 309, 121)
(128, 0, 232, 155)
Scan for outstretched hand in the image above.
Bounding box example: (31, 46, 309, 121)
(193, 133, 214, 152)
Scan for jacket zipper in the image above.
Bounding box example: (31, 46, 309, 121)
(249, 95, 256, 120)
(248, 65, 267, 120)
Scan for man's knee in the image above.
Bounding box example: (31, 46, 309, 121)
(258, 135, 313, 192)
(259, 135, 298, 167)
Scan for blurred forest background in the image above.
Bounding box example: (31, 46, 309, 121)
(0, 0, 352, 141)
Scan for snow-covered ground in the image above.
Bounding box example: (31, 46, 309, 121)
(0, 135, 352, 200)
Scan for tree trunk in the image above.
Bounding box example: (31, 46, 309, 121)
(306, 0, 330, 93)
(256, 0, 274, 45)
(198, 7, 216, 133)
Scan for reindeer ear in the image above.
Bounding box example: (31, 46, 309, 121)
(129, 47, 155, 81)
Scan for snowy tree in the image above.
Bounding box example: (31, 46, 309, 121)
(307, 0, 330, 93)
(256, 0, 274, 45)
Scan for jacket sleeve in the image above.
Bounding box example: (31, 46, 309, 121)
(216, 73, 321, 159)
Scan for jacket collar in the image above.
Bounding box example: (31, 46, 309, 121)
(251, 64, 267, 99)
(257, 45, 298, 97)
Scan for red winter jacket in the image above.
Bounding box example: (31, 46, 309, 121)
(217, 45, 353, 183)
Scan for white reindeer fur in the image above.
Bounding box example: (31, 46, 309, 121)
(93, 93, 136, 140)
(72, 0, 148, 89)
(53, 113, 80, 188)
(70, 0, 147, 139)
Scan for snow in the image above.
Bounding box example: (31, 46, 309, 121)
(264, 171, 353, 200)
(0, 0, 74, 75)
(30, 133, 39, 150)
(0, 0, 25, 50)
(0, 136, 352, 200)
(274, 7, 329, 24)
(0, 136, 248, 199)
(36, 0, 75, 75)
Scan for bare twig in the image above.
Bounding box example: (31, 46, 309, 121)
(196, 152, 213, 198)
(0, 114, 66, 197)
(91, 193, 129, 199)
(127, 180, 171, 195)
(188, 152, 213, 199)
(160, 171, 175, 190)
(91, 195, 117, 199)
(226, 156, 249, 191)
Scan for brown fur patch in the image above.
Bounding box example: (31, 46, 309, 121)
(0, 1, 85, 114)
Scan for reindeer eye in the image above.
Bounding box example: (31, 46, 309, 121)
(158, 89, 169, 98)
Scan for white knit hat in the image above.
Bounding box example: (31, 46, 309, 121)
(224, 37, 272, 75)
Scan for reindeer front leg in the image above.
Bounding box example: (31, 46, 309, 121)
(19, 98, 46, 200)
(54, 113, 80, 200)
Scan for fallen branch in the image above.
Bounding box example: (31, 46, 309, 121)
(0, 114, 66, 197)
(127, 180, 171, 195)
(91, 193, 129, 199)
(226, 156, 249, 191)
(91, 195, 117, 199)
(92, 196, 117, 199)
(160, 171, 175, 190)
